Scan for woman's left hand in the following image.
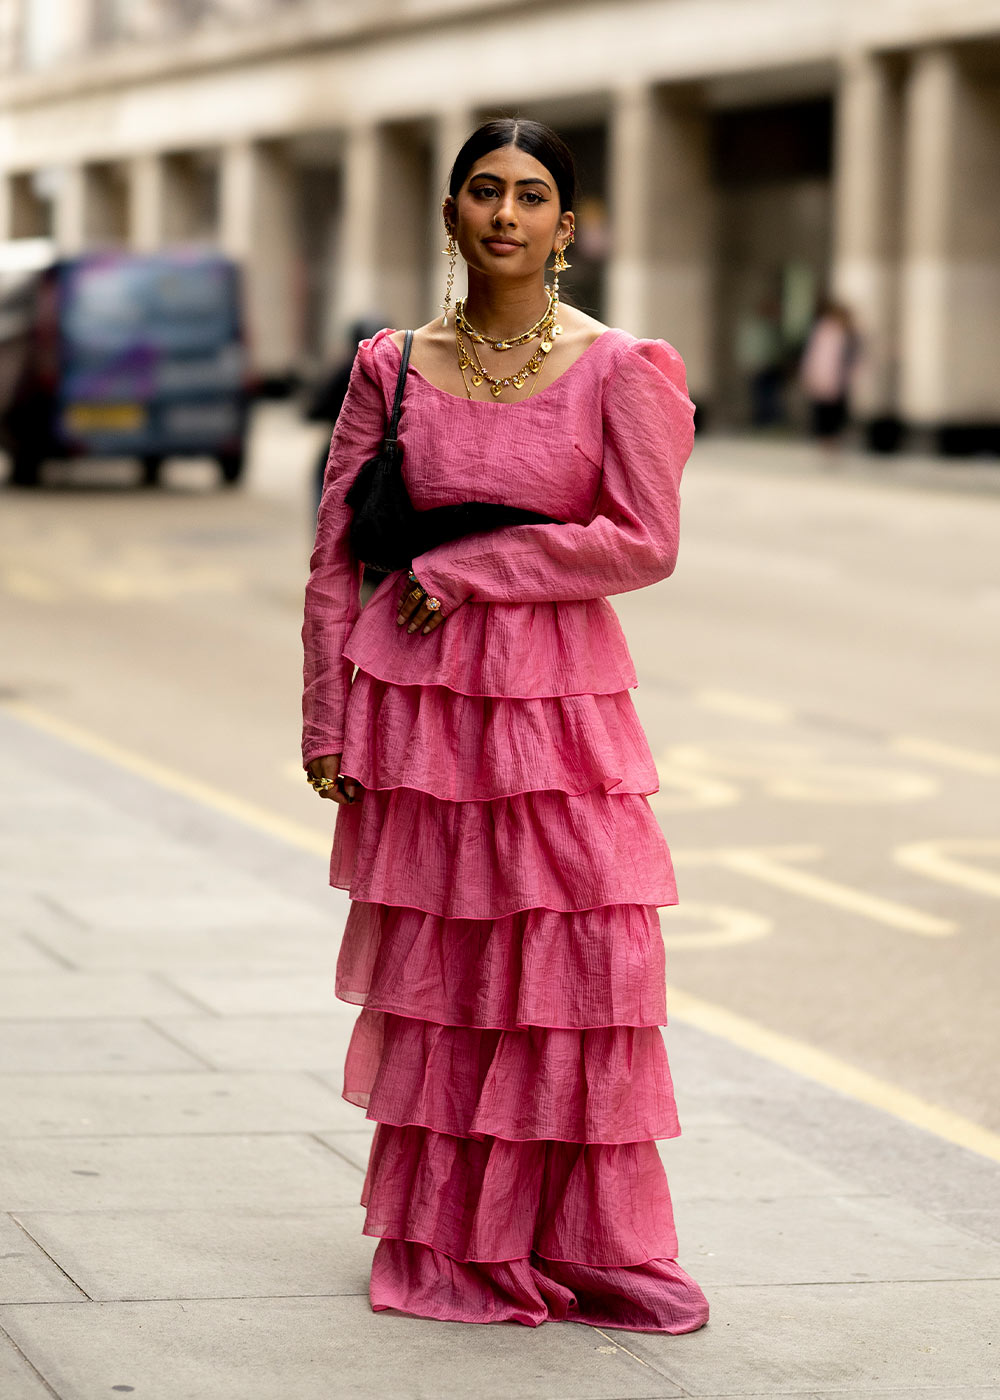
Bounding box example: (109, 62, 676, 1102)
(397, 574, 446, 636)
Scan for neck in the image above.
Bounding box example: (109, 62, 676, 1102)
(461, 270, 551, 338)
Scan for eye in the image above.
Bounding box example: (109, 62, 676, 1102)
(521, 191, 545, 204)
(471, 184, 499, 199)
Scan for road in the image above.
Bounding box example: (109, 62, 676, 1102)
(2, 414, 998, 1142)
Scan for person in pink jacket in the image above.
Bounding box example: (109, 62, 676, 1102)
(301, 117, 709, 1334)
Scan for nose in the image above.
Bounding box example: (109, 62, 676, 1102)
(492, 192, 518, 228)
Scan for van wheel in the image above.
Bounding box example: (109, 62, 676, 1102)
(9, 452, 42, 488)
(140, 455, 164, 488)
(217, 450, 245, 486)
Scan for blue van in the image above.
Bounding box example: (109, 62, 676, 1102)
(0, 244, 252, 487)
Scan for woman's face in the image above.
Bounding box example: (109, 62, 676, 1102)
(445, 144, 573, 281)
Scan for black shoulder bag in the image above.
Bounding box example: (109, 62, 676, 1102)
(346, 329, 563, 574)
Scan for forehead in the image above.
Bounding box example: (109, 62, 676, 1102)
(465, 145, 553, 185)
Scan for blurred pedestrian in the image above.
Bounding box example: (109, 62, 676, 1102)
(301, 118, 708, 1334)
(798, 297, 861, 449)
(305, 316, 386, 515)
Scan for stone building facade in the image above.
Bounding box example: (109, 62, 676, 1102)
(1, 0, 998, 446)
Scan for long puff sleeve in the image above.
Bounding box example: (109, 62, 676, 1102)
(408, 338, 695, 609)
(301, 344, 387, 766)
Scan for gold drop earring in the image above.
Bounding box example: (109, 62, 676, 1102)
(441, 211, 458, 327)
(551, 230, 574, 313)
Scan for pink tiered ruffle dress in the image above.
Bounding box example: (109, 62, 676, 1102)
(301, 325, 709, 1333)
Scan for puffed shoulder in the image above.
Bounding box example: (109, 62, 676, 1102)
(605, 335, 694, 415)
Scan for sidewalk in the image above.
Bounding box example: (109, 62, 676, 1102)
(1, 704, 998, 1400)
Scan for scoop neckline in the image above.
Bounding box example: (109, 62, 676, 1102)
(384, 325, 620, 407)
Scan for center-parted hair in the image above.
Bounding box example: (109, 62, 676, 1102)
(448, 118, 577, 214)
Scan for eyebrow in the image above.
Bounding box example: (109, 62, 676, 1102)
(469, 172, 552, 191)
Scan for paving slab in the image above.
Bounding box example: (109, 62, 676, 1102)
(315, 1127, 377, 1173)
(0, 1214, 84, 1304)
(0, 933, 64, 973)
(0, 1295, 683, 1400)
(165, 971, 344, 1015)
(152, 1014, 355, 1071)
(14, 1207, 373, 1301)
(0, 1019, 202, 1073)
(0, 1134, 362, 1212)
(675, 1192, 1000, 1286)
(29, 919, 336, 972)
(0, 1332, 54, 1400)
(0, 1071, 355, 1137)
(658, 1123, 861, 1201)
(623, 1280, 1000, 1394)
(0, 972, 199, 1020)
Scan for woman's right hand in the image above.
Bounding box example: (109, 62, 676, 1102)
(307, 754, 359, 805)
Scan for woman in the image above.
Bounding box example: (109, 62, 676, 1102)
(798, 296, 861, 448)
(301, 118, 709, 1333)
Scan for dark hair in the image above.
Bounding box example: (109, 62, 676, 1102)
(448, 118, 576, 212)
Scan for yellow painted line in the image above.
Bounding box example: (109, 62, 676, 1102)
(667, 987, 1000, 1166)
(693, 688, 794, 725)
(3, 700, 331, 858)
(895, 839, 1000, 900)
(891, 734, 1000, 777)
(719, 846, 956, 937)
(4, 700, 995, 1162)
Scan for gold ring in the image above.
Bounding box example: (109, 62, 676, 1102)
(307, 774, 337, 792)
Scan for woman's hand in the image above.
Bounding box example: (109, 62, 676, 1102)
(397, 573, 446, 636)
(306, 753, 360, 805)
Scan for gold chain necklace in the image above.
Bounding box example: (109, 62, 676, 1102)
(454, 296, 562, 399)
(456, 290, 556, 350)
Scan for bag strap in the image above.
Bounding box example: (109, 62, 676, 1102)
(384, 329, 413, 448)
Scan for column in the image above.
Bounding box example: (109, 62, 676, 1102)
(219, 138, 300, 377)
(831, 50, 902, 422)
(333, 123, 380, 338)
(899, 43, 1000, 436)
(426, 108, 473, 322)
(51, 164, 88, 253)
(127, 152, 167, 250)
(607, 83, 713, 399)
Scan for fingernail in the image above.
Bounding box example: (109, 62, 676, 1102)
(407, 623, 416, 633)
(396, 615, 405, 625)
(421, 625, 430, 634)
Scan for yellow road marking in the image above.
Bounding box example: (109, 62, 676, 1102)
(895, 838, 1000, 900)
(3, 700, 331, 858)
(674, 844, 956, 937)
(667, 987, 1000, 1166)
(2, 699, 994, 1162)
(891, 734, 1000, 777)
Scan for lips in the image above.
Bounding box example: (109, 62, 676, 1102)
(484, 238, 523, 251)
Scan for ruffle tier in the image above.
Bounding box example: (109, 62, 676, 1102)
(345, 572, 638, 698)
(330, 786, 677, 919)
(344, 1009, 680, 1143)
(360, 1123, 679, 1268)
(370, 1240, 709, 1333)
(340, 669, 659, 800)
(335, 900, 668, 1029)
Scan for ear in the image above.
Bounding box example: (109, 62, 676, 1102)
(442, 195, 457, 238)
(555, 211, 574, 254)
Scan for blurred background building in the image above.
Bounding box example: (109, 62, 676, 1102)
(0, 0, 998, 451)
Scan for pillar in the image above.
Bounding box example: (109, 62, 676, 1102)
(607, 83, 713, 399)
(51, 164, 88, 253)
(898, 44, 1000, 437)
(219, 138, 300, 377)
(427, 108, 473, 323)
(831, 50, 902, 421)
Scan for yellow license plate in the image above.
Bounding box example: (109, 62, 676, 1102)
(65, 403, 147, 431)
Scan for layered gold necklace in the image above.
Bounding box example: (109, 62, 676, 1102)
(454, 287, 564, 399)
